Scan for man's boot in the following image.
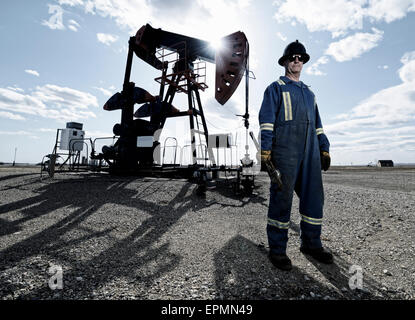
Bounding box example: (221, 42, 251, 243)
(269, 252, 292, 271)
(300, 246, 333, 264)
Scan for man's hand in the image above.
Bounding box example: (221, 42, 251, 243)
(258, 150, 271, 172)
(320, 151, 331, 171)
(261, 150, 271, 163)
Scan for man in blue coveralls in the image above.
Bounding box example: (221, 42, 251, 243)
(259, 40, 333, 271)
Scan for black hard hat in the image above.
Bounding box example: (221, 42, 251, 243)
(278, 40, 310, 66)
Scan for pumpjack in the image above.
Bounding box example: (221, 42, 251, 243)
(92, 24, 258, 195)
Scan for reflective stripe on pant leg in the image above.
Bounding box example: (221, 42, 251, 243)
(267, 180, 294, 254)
(301, 214, 322, 225)
(267, 218, 289, 229)
(300, 214, 322, 247)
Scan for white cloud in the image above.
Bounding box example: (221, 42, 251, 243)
(59, 0, 252, 42)
(274, 0, 366, 37)
(325, 28, 383, 62)
(273, 1, 411, 75)
(58, 0, 84, 6)
(68, 19, 79, 26)
(328, 126, 415, 163)
(0, 84, 98, 122)
(0, 130, 32, 136)
(0, 111, 25, 120)
(377, 65, 389, 69)
(93, 86, 112, 96)
(327, 81, 415, 132)
(39, 128, 57, 132)
(6, 86, 24, 92)
(0, 88, 44, 116)
(399, 51, 415, 82)
(96, 33, 119, 45)
(366, 0, 415, 23)
(306, 56, 329, 76)
(33, 84, 98, 110)
(0, 130, 40, 140)
(273, 0, 415, 37)
(68, 19, 80, 31)
(25, 69, 40, 77)
(83, 1, 152, 32)
(276, 32, 287, 41)
(84, 130, 114, 138)
(325, 50, 415, 162)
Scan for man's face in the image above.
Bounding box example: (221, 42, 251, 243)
(284, 54, 303, 75)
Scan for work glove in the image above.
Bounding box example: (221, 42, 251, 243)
(259, 150, 283, 189)
(261, 150, 271, 163)
(320, 151, 331, 171)
(259, 150, 271, 171)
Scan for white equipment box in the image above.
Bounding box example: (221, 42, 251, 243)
(60, 129, 85, 151)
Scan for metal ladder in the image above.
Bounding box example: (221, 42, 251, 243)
(187, 85, 215, 166)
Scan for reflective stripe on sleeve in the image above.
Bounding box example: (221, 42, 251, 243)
(301, 214, 322, 226)
(277, 79, 285, 85)
(268, 218, 289, 229)
(316, 128, 324, 135)
(260, 123, 274, 131)
(282, 92, 293, 121)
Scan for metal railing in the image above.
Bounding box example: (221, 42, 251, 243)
(162, 137, 179, 166)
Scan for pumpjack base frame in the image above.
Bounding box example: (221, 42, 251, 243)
(102, 163, 255, 196)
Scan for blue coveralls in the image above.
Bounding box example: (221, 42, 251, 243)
(259, 76, 330, 254)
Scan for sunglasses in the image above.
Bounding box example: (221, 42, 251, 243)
(288, 54, 305, 62)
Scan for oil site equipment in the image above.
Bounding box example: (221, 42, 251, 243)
(42, 24, 259, 195)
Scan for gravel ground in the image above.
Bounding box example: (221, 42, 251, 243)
(0, 165, 414, 300)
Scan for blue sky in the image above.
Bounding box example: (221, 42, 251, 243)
(1, 0, 415, 165)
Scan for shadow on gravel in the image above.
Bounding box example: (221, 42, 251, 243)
(0, 218, 23, 236)
(302, 253, 391, 300)
(0, 175, 44, 192)
(207, 180, 268, 209)
(213, 234, 337, 299)
(0, 173, 39, 183)
(0, 175, 216, 299)
(290, 221, 391, 299)
(214, 234, 390, 300)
